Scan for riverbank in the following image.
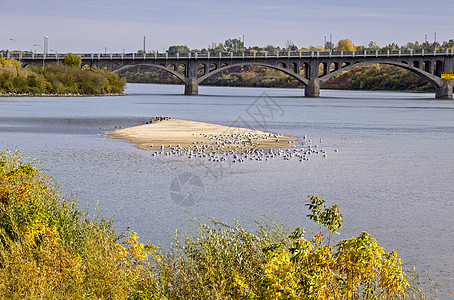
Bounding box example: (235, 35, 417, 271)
(106, 118, 298, 151)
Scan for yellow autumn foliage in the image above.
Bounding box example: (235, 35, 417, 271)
(0, 151, 433, 299)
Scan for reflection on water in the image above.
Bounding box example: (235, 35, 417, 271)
(1, 84, 454, 297)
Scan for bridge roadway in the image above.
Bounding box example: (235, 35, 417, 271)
(5, 49, 454, 99)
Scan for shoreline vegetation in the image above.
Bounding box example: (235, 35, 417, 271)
(0, 150, 436, 299)
(106, 118, 298, 151)
(0, 92, 125, 97)
(0, 55, 126, 96)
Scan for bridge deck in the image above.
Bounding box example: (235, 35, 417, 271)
(3, 49, 454, 61)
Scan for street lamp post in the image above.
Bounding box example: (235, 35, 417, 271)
(10, 38, 21, 65)
(44, 35, 48, 54)
(324, 35, 327, 51)
(34, 44, 45, 67)
(239, 35, 245, 51)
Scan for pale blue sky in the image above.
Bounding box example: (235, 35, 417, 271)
(1, 0, 453, 53)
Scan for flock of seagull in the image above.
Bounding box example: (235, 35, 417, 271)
(148, 132, 339, 163)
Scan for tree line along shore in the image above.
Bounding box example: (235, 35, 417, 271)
(0, 54, 126, 96)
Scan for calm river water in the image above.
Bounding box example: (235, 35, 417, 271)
(1, 84, 453, 297)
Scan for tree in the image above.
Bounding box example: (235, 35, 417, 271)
(167, 45, 190, 55)
(324, 41, 335, 51)
(284, 40, 298, 51)
(224, 38, 244, 53)
(337, 39, 355, 51)
(264, 45, 278, 53)
(366, 41, 381, 51)
(211, 43, 225, 53)
(442, 39, 454, 49)
(381, 43, 399, 51)
(63, 53, 82, 69)
(308, 45, 324, 52)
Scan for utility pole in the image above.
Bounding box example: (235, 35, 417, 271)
(34, 44, 44, 67)
(10, 39, 21, 65)
(143, 36, 146, 53)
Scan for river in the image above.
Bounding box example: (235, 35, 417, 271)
(1, 84, 453, 297)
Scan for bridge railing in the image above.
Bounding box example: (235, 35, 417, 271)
(3, 49, 454, 61)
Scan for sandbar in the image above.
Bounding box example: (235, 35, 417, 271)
(105, 119, 298, 151)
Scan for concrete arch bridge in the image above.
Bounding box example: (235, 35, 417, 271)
(9, 50, 454, 98)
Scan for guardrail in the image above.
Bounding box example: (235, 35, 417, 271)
(2, 49, 454, 61)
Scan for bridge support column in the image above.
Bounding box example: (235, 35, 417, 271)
(435, 80, 453, 99)
(185, 78, 198, 95)
(305, 78, 320, 97)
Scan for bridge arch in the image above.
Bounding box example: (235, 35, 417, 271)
(435, 60, 444, 77)
(319, 62, 328, 76)
(197, 63, 207, 76)
(278, 62, 287, 69)
(423, 61, 431, 73)
(113, 63, 187, 83)
(291, 62, 298, 74)
(209, 63, 218, 71)
(319, 60, 443, 87)
(197, 62, 309, 86)
(300, 63, 310, 78)
(167, 63, 177, 72)
(330, 62, 340, 72)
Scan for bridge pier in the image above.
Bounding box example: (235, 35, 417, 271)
(305, 78, 320, 97)
(435, 80, 453, 99)
(185, 78, 198, 95)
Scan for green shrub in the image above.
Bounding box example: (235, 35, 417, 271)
(0, 57, 126, 95)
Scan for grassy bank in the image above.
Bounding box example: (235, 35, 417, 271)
(0, 150, 436, 299)
(0, 57, 126, 95)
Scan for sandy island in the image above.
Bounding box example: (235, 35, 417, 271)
(106, 119, 298, 151)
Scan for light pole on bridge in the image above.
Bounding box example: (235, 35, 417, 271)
(44, 35, 48, 55)
(34, 44, 45, 67)
(9, 38, 21, 65)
